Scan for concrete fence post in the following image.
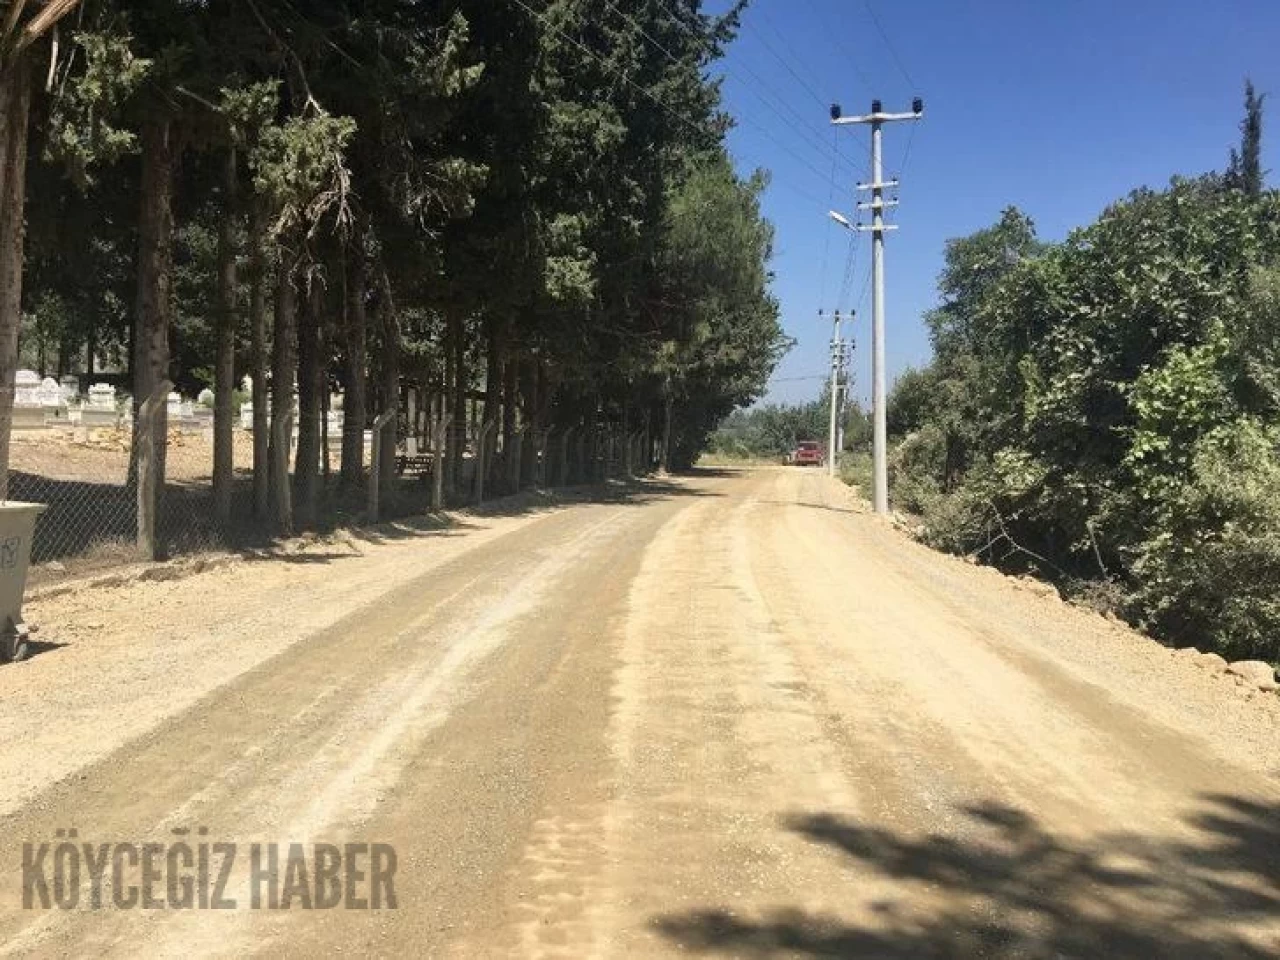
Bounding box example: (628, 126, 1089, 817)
(137, 379, 173, 561)
(473, 419, 496, 505)
(431, 420, 448, 511)
(368, 409, 396, 523)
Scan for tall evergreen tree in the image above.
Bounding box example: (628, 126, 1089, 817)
(1226, 78, 1265, 197)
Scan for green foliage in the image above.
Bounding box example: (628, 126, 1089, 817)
(710, 394, 869, 462)
(1225, 79, 1265, 197)
(1131, 419, 1280, 660)
(17, 0, 784, 526)
(885, 131, 1280, 659)
(251, 111, 357, 240)
(45, 31, 151, 188)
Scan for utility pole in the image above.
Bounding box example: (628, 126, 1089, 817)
(825, 309, 841, 477)
(829, 97, 923, 514)
(836, 336, 853, 455)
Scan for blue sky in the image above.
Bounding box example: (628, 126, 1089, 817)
(705, 0, 1280, 405)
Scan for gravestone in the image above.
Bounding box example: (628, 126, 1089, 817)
(197, 388, 214, 408)
(82, 383, 120, 427)
(13, 370, 39, 407)
(12, 371, 46, 428)
(240, 402, 253, 430)
(37, 377, 68, 424)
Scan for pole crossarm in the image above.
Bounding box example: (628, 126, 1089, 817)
(832, 111, 920, 125)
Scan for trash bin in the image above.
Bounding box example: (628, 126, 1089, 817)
(0, 501, 46, 662)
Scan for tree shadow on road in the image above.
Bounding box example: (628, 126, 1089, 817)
(227, 477, 720, 567)
(651, 794, 1280, 958)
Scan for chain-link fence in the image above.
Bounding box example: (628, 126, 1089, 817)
(10, 406, 656, 581)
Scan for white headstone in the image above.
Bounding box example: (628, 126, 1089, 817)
(36, 377, 65, 408)
(241, 374, 253, 395)
(14, 370, 40, 406)
(197, 388, 214, 407)
(240, 401, 253, 430)
(83, 383, 120, 427)
(88, 382, 116, 408)
(167, 392, 182, 418)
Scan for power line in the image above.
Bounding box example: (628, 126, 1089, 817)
(884, 119, 917, 227)
(817, 127, 840, 309)
(860, 0, 918, 92)
(642, 0, 863, 179)
(836, 234, 858, 311)
(800, 0, 877, 99)
(741, 11, 828, 111)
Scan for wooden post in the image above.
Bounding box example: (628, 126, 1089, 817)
(137, 380, 173, 560)
(368, 409, 395, 523)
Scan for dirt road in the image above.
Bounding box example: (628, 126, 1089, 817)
(1, 468, 1277, 958)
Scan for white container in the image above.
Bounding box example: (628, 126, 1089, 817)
(0, 501, 46, 662)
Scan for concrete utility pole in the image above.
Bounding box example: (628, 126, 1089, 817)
(836, 337, 853, 456)
(830, 98, 923, 514)
(825, 309, 841, 477)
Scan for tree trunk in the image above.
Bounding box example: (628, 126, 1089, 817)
(450, 313, 466, 492)
(622, 401, 632, 476)
(660, 390, 673, 473)
(442, 314, 456, 496)
(248, 201, 271, 519)
(0, 51, 32, 499)
(341, 237, 367, 488)
(502, 348, 518, 493)
(321, 379, 331, 483)
(483, 316, 502, 492)
(213, 144, 238, 527)
(519, 356, 537, 487)
(294, 272, 321, 529)
(376, 267, 399, 491)
(269, 250, 298, 534)
(133, 115, 175, 557)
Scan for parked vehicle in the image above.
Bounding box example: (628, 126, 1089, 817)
(791, 440, 824, 467)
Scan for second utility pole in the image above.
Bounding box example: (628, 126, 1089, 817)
(826, 309, 841, 477)
(831, 97, 923, 514)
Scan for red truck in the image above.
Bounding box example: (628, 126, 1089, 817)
(791, 440, 825, 467)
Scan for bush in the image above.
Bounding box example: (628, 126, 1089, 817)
(1130, 419, 1280, 660)
(838, 450, 873, 497)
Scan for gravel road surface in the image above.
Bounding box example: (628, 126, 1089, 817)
(0, 468, 1276, 958)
